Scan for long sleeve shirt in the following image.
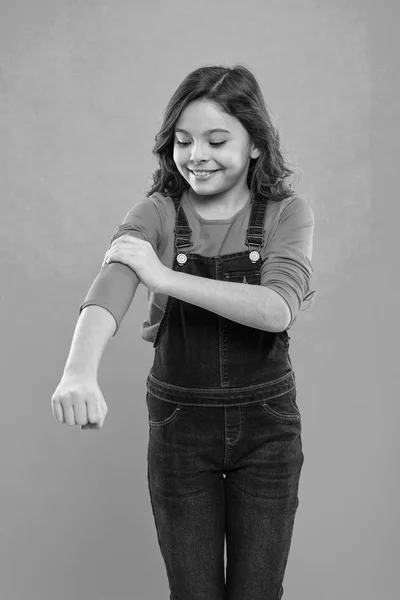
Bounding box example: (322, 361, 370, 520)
(79, 190, 315, 340)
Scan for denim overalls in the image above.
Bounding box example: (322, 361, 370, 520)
(146, 193, 304, 600)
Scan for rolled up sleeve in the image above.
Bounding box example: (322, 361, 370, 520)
(79, 199, 162, 336)
(260, 196, 316, 328)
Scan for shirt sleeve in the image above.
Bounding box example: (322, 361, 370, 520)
(260, 196, 316, 329)
(79, 198, 162, 336)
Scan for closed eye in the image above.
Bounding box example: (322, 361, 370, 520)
(175, 141, 226, 147)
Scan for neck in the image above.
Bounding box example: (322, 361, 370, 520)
(188, 186, 251, 213)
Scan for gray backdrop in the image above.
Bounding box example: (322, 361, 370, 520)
(0, 0, 398, 598)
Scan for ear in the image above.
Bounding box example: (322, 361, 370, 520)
(250, 144, 261, 160)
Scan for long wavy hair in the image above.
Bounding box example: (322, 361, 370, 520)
(146, 64, 297, 204)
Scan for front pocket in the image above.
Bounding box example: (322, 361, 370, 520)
(260, 387, 301, 423)
(224, 270, 261, 285)
(146, 391, 182, 427)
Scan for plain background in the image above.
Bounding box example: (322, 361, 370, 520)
(0, 0, 398, 598)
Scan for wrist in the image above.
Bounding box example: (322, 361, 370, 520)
(156, 266, 175, 294)
(63, 366, 98, 380)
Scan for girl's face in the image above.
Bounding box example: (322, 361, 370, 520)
(173, 99, 260, 201)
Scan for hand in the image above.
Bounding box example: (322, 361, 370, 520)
(51, 374, 108, 430)
(103, 235, 169, 293)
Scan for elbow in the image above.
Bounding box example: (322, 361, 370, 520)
(279, 303, 291, 332)
(261, 310, 290, 333)
(262, 288, 292, 332)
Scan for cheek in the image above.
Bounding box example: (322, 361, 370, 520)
(173, 146, 186, 168)
(219, 148, 240, 167)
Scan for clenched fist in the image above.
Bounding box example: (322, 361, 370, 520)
(51, 374, 108, 430)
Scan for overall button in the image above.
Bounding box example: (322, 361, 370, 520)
(249, 250, 260, 263)
(177, 253, 188, 265)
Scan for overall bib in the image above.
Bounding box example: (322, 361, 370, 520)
(146, 193, 304, 600)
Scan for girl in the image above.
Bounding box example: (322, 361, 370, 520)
(70, 64, 315, 599)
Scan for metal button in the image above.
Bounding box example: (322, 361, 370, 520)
(249, 250, 260, 263)
(177, 253, 187, 265)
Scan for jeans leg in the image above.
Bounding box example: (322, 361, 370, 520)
(146, 405, 227, 600)
(225, 408, 304, 600)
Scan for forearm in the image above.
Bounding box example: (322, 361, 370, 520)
(160, 270, 289, 333)
(63, 305, 117, 379)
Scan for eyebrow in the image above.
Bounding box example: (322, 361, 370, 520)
(175, 128, 231, 135)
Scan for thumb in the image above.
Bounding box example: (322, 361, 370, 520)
(80, 422, 103, 431)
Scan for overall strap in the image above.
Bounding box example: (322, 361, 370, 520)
(245, 195, 268, 263)
(172, 196, 193, 265)
(171, 193, 269, 265)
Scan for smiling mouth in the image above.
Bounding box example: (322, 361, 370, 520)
(189, 169, 220, 177)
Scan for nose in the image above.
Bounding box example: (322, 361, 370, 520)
(190, 143, 208, 164)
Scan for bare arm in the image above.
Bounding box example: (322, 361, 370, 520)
(63, 305, 118, 379)
(52, 268, 140, 429)
(65, 258, 141, 378)
(160, 270, 291, 333)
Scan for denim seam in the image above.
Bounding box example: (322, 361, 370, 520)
(260, 402, 301, 422)
(225, 406, 243, 447)
(148, 370, 293, 395)
(148, 410, 181, 427)
(144, 388, 296, 408)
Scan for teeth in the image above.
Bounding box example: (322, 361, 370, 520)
(193, 171, 214, 175)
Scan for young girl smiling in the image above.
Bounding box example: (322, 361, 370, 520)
(53, 64, 315, 600)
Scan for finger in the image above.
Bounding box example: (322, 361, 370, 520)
(63, 405, 76, 427)
(52, 399, 64, 424)
(73, 402, 89, 427)
(104, 250, 114, 265)
(86, 399, 101, 426)
(81, 416, 104, 430)
(112, 235, 143, 246)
